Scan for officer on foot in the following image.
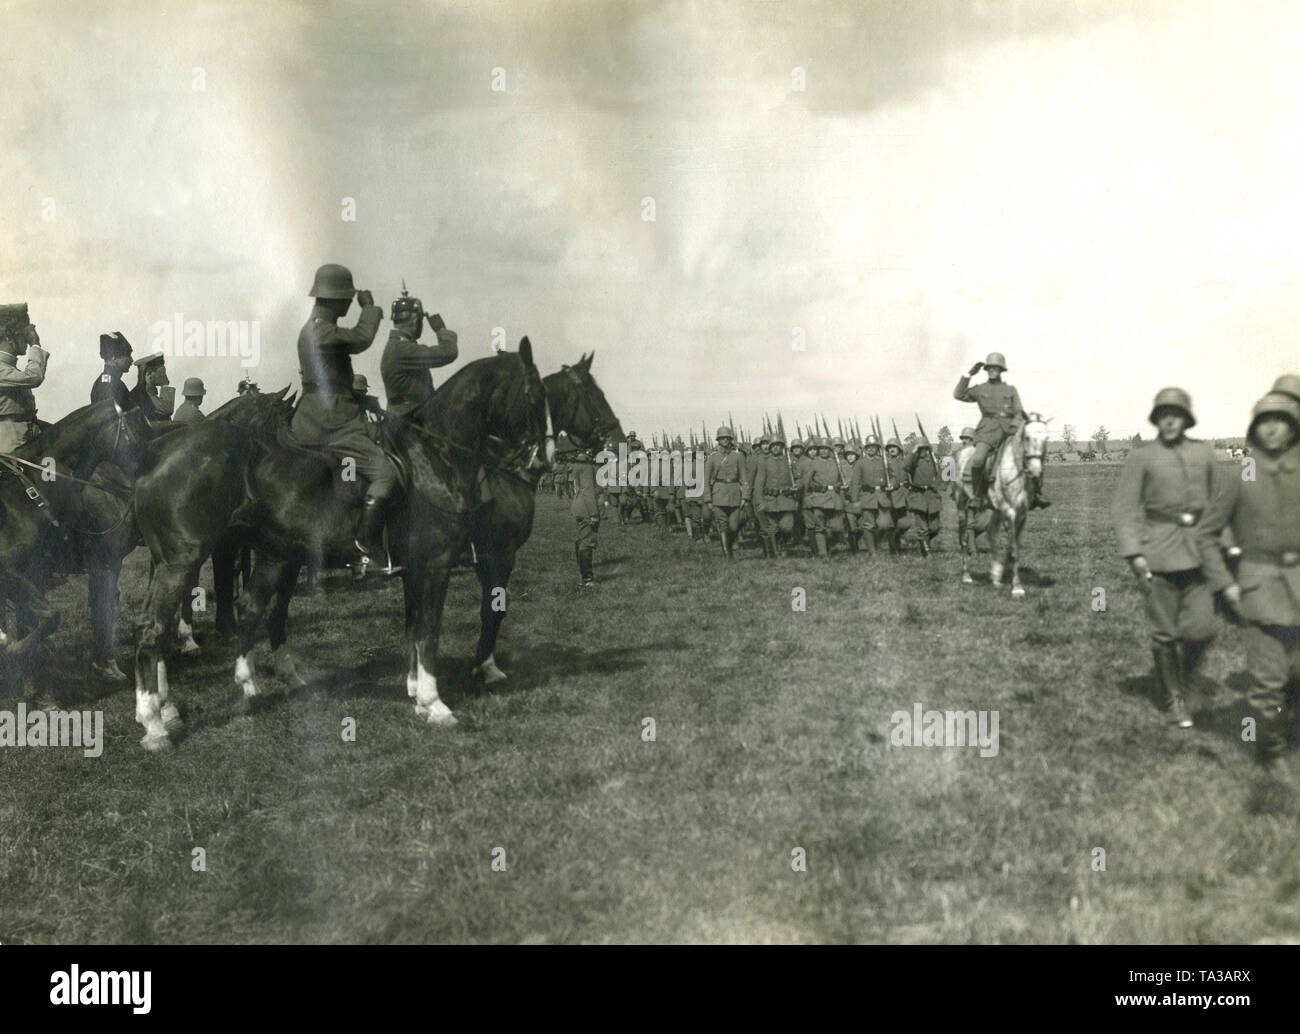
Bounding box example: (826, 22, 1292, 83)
(1198, 391, 1300, 774)
(955, 353, 1050, 509)
(571, 444, 600, 587)
(291, 263, 398, 580)
(753, 431, 799, 558)
(173, 378, 207, 424)
(1113, 388, 1219, 728)
(703, 426, 748, 559)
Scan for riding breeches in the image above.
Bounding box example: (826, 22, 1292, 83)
(321, 428, 399, 500)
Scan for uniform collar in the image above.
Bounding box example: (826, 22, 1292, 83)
(311, 302, 339, 324)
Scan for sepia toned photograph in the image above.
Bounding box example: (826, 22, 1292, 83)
(0, 0, 1296, 970)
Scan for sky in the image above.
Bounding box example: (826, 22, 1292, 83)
(2, 0, 1297, 441)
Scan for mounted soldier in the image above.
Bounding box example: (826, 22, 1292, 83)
(173, 378, 207, 425)
(290, 262, 396, 579)
(954, 352, 1049, 510)
(0, 303, 48, 456)
(92, 331, 132, 407)
(130, 353, 175, 429)
(352, 374, 382, 443)
(379, 282, 458, 423)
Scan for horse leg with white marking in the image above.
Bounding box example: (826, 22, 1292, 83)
(1010, 510, 1027, 599)
(134, 563, 190, 751)
(472, 545, 514, 684)
(233, 557, 285, 705)
(403, 553, 458, 726)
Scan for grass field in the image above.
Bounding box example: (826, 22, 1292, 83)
(2, 463, 1298, 944)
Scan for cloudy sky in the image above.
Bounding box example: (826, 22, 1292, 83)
(2, 0, 1297, 440)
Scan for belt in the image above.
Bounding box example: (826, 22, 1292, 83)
(1145, 509, 1201, 527)
(1241, 549, 1300, 567)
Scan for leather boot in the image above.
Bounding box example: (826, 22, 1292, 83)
(815, 531, 829, 559)
(720, 529, 733, 559)
(352, 496, 386, 580)
(1030, 474, 1051, 509)
(1153, 644, 1193, 728)
(578, 546, 595, 586)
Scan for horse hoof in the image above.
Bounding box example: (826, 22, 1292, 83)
(140, 732, 173, 752)
(91, 660, 130, 683)
(180, 639, 200, 656)
(416, 702, 458, 727)
(961, 573, 974, 585)
(1011, 587, 1026, 600)
(473, 659, 508, 685)
(161, 704, 184, 735)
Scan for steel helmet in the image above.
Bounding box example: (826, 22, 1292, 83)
(1148, 387, 1196, 428)
(790, 439, 803, 450)
(886, 438, 902, 451)
(309, 263, 357, 300)
(832, 437, 845, 448)
(984, 352, 1007, 370)
(844, 440, 860, 457)
(959, 427, 975, 439)
(1271, 373, 1300, 403)
(182, 377, 205, 397)
(1248, 392, 1300, 445)
(716, 426, 734, 440)
(864, 434, 880, 448)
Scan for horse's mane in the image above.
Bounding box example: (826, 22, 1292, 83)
(414, 351, 539, 443)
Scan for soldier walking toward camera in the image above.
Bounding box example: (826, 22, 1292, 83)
(752, 431, 799, 558)
(1113, 388, 1219, 728)
(703, 426, 748, 559)
(955, 352, 1049, 509)
(1197, 390, 1300, 772)
(906, 438, 943, 556)
(571, 444, 600, 587)
(291, 262, 397, 579)
(803, 437, 843, 560)
(882, 439, 909, 554)
(173, 378, 207, 424)
(856, 435, 888, 554)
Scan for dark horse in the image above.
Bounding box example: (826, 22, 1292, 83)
(131, 342, 551, 750)
(467, 352, 622, 684)
(75, 388, 297, 680)
(0, 401, 152, 684)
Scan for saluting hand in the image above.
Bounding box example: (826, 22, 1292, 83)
(968, 361, 984, 376)
(356, 290, 375, 308)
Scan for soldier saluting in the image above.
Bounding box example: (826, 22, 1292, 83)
(130, 353, 175, 428)
(291, 263, 398, 579)
(380, 283, 458, 423)
(0, 303, 48, 454)
(954, 352, 1049, 509)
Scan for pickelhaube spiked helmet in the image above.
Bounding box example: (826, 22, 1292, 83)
(1149, 387, 1196, 428)
(391, 279, 423, 323)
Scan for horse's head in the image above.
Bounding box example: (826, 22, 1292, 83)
(543, 352, 624, 451)
(1022, 414, 1049, 477)
(484, 337, 553, 475)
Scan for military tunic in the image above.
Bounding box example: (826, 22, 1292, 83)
(906, 449, 943, 541)
(380, 325, 458, 420)
(802, 455, 843, 533)
(856, 452, 889, 532)
(571, 453, 600, 550)
(1112, 437, 1219, 645)
(91, 369, 130, 408)
(129, 378, 173, 429)
(1197, 440, 1300, 714)
(703, 447, 749, 534)
(173, 399, 205, 425)
(0, 346, 47, 453)
(953, 375, 1028, 448)
(291, 302, 397, 499)
(753, 452, 800, 537)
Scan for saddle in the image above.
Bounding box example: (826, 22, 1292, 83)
(274, 420, 411, 497)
